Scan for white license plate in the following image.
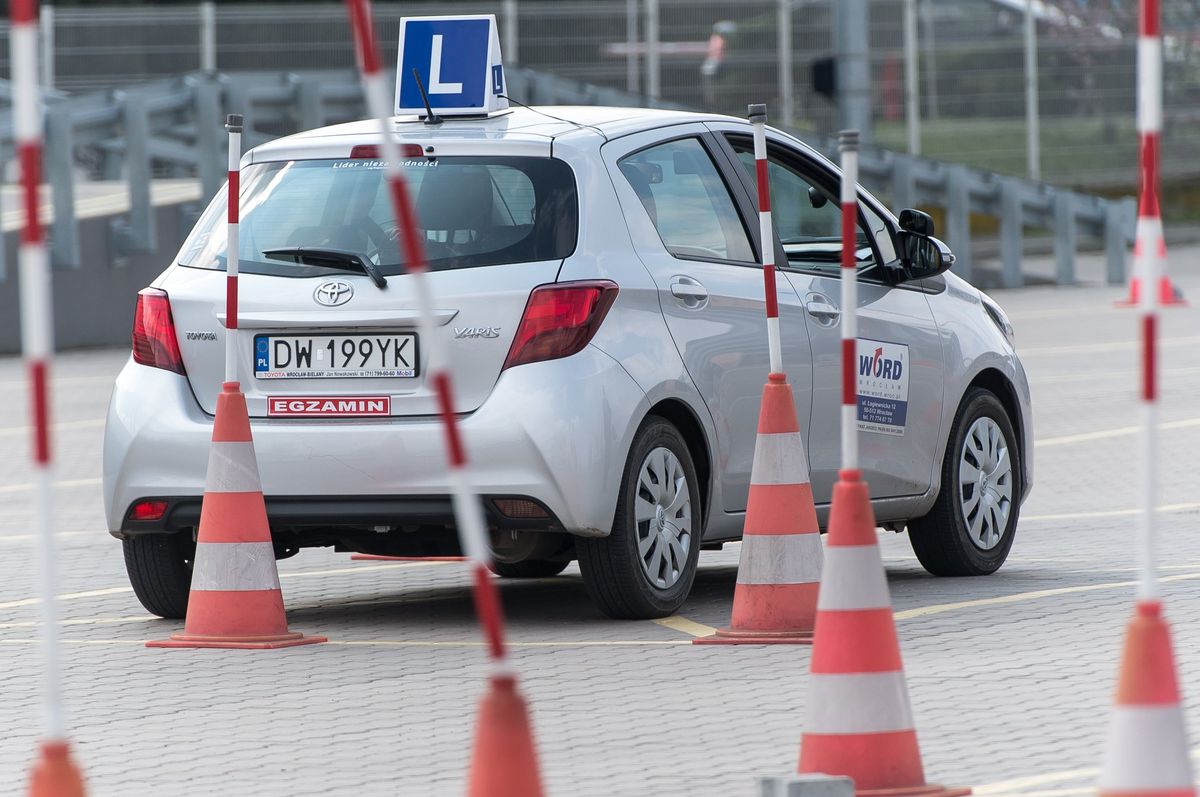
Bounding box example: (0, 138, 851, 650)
(254, 334, 417, 379)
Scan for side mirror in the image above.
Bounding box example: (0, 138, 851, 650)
(898, 231, 955, 280)
(898, 208, 934, 237)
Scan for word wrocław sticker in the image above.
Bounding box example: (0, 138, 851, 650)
(856, 339, 910, 436)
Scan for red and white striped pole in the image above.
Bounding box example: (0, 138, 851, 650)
(1096, 2, 1194, 792)
(1136, 0, 1160, 605)
(343, 9, 543, 790)
(12, 0, 87, 793)
(343, 0, 507, 665)
(838, 130, 860, 471)
(748, 104, 783, 375)
(1120, 0, 1183, 307)
(225, 114, 242, 384)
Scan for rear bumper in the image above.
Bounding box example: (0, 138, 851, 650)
(103, 346, 648, 538)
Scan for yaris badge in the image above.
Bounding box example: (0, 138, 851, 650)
(314, 280, 354, 307)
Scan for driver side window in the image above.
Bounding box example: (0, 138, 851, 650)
(728, 137, 894, 275)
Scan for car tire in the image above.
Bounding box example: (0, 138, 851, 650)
(909, 388, 1021, 576)
(576, 417, 701, 619)
(488, 559, 570, 579)
(123, 533, 194, 619)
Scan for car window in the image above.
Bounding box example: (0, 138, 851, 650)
(177, 155, 577, 276)
(728, 137, 887, 275)
(618, 138, 755, 264)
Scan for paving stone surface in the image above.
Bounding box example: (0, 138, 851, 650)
(0, 250, 1197, 796)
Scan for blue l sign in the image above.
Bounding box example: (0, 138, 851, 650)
(396, 15, 508, 117)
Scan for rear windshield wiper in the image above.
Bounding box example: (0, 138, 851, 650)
(262, 247, 388, 289)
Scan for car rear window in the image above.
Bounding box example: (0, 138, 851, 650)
(177, 155, 578, 276)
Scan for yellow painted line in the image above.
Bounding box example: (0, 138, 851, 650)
(0, 586, 132, 612)
(1036, 417, 1200, 448)
(0, 615, 149, 630)
(0, 418, 105, 437)
(1031, 365, 1200, 385)
(0, 562, 436, 615)
(0, 637, 692, 648)
(652, 614, 718, 638)
(977, 788, 1094, 797)
(972, 767, 1098, 794)
(0, 477, 103, 495)
(1019, 335, 1200, 357)
(895, 571, 1200, 622)
(0, 374, 117, 390)
(1021, 502, 1200, 523)
(316, 640, 691, 648)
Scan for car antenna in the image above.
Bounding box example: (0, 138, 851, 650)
(411, 68, 443, 126)
(500, 94, 608, 141)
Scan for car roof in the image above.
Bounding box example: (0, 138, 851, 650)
(248, 106, 752, 163)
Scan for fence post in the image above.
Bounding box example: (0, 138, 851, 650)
(891, 155, 914, 212)
(645, 0, 660, 100)
(904, 0, 920, 154)
(193, 75, 224, 200)
(113, 91, 156, 257)
(626, 0, 640, 94)
(200, 2, 217, 74)
(945, 164, 972, 282)
(44, 105, 78, 268)
(297, 76, 323, 130)
(503, 0, 518, 65)
(1053, 190, 1076, 285)
(999, 180, 1024, 288)
(39, 3, 54, 92)
(1105, 199, 1131, 285)
(778, 0, 794, 126)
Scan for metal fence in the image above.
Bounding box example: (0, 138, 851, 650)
(3, 1, 1196, 195)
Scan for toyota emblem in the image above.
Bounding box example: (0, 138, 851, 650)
(314, 280, 353, 307)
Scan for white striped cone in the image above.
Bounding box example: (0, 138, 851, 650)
(148, 382, 326, 649)
(1099, 601, 1194, 797)
(799, 470, 967, 797)
(695, 373, 822, 645)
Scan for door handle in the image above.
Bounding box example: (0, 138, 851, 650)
(805, 300, 842, 320)
(670, 277, 708, 307)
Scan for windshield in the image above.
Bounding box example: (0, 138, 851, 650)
(178, 155, 578, 275)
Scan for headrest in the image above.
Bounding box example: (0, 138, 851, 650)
(416, 167, 494, 232)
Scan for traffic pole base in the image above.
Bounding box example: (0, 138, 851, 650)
(692, 627, 814, 645)
(28, 740, 86, 797)
(146, 632, 327, 650)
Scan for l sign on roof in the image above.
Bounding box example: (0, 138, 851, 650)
(396, 15, 509, 117)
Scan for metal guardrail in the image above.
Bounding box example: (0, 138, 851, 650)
(0, 68, 1133, 288)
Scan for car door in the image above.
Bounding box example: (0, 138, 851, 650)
(714, 126, 944, 503)
(602, 126, 815, 515)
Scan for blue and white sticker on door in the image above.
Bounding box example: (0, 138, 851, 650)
(856, 339, 909, 436)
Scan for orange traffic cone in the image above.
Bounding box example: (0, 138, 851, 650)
(1098, 600, 1194, 797)
(148, 382, 326, 649)
(694, 372, 822, 645)
(1117, 182, 1184, 308)
(28, 741, 86, 797)
(466, 674, 544, 797)
(798, 469, 967, 797)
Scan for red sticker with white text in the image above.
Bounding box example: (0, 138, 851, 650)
(267, 396, 391, 417)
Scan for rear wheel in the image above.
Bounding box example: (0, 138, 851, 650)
(123, 533, 194, 619)
(576, 418, 701, 619)
(909, 388, 1020, 576)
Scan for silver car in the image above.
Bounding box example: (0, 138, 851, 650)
(104, 106, 1033, 620)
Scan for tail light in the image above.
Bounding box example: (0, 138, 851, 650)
(132, 288, 186, 375)
(503, 281, 619, 371)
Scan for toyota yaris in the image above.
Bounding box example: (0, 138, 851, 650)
(104, 106, 1032, 620)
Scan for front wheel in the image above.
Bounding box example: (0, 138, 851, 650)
(909, 388, 1020, 576)
(576, 418, 701, 619)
